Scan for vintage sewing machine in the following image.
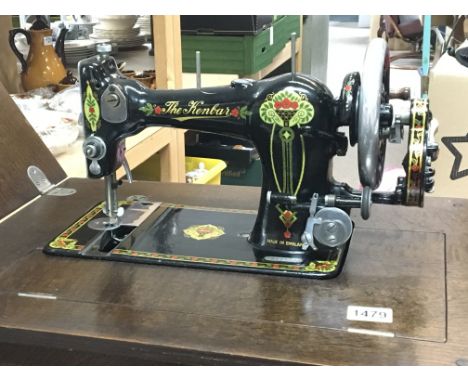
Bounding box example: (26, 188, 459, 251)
(45, 38, 438, 279)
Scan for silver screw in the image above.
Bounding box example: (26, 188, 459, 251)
(106, 93, 120, 107)
(85, 145, 97, 158)
(328, 235, 337, 243)
(326, 222, 337, 232)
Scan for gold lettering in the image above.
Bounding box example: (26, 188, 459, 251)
(285, 241, 303, 247)
(165, 101, 182, 115)
(186, 100, 203, 114)
(164, 99, 232, 117)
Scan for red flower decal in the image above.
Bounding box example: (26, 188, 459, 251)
(154, 106, 162, 114)
(230, 107, 240, 118)
(344, 84, 352, 92)
(274, 98, 299, 110)
(283, 210, 293, 219)
(89, 106, 95, 113)
(283, 230, 292, 239)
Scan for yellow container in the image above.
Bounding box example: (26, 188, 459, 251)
(132, 153, 226, 185)
(185, 156, 227, 185)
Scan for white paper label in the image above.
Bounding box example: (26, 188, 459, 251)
(43, 36, 53, 46)
(269, 26, 274, 45)
(346, 305, 393, 323)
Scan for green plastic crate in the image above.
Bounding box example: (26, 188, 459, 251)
(181, 16, 301, 76)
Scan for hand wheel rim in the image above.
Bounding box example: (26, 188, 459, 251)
(358, 38, 390, 189)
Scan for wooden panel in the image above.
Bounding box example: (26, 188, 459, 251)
(151, 15, 185, 183)
(153, 15, 183, 90)
(0, 179, 466, 365)
(0, 81, 66, 220)
(0, 16, 22, 93)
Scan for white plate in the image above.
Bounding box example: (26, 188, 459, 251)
(66, 50, 94, 56)
(91, 30, 141, 39)
(98, 15, 138, 30)
(65, 44, 94, 50)
(66, 55, 93, 60)
(66, 47, 94, 52)
(90, 33, 146, 43)
(94, 26, 140, 34)
(117, 37, 146, 45)
(65, 49, 94, 55)
(64, 39, 95, 49)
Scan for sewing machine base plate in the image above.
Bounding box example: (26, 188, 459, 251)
(44, 200, 441, 283)
(44, 200, 352, 278)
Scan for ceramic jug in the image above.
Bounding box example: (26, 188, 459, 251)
(9, 22, 68, 91)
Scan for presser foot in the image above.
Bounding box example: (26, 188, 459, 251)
(88, 217, 122, 231)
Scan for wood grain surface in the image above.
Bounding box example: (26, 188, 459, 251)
(0, 178, 466, 365)
(0, 82, 66, 220)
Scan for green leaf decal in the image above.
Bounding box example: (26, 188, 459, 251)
(139, 102, 154, 116)
(260, 99, 283, 126)
(289, 100, 315, 127)
(83, 82, 100, 132)
(239, 105, 252, 120)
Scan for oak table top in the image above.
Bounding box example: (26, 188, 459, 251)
(0, 178, 467, 365)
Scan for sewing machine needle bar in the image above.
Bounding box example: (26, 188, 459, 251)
(104, 173, 119, 223)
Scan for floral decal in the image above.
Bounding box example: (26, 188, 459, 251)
(49, 237, 80, 250)
(277, 206, 298, 239)
(304, 260, 337, 273)
(84, 81, 100, 132)
(235, 105, 252, 120)
(344, 78, 355, 97)
(406, 99, 427, 205)
(259, 90, 314, 235)
(139, 102, 156, 116)
(183, 224, 225, 240)
(259, 90, 314, 128)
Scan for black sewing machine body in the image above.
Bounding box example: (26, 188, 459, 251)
(44, 39, 438, 278)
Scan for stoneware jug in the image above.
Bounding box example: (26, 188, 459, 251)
(9, 19, 67, 91)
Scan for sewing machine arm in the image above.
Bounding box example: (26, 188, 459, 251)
(76, 38, 439, 277)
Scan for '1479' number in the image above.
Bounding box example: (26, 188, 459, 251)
(346, 305, 393, 323)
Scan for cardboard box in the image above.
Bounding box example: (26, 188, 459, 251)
(429, 53, 468, 199)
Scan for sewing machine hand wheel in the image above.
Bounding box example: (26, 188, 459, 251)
(357, 38, 390, 191)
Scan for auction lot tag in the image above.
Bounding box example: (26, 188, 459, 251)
(43, 36, 53, 46)
(346, 305, 393, 323)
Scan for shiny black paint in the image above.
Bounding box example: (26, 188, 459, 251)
(77, 54, 410, 274)
(337, 72, 360, 146)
